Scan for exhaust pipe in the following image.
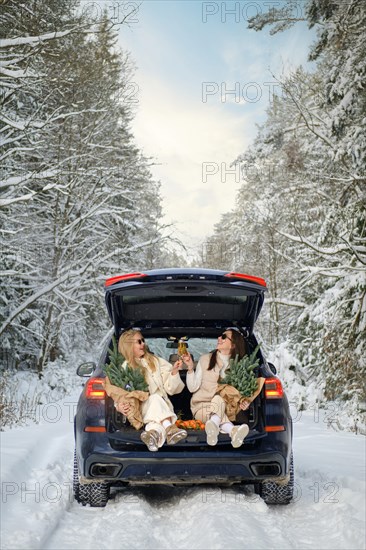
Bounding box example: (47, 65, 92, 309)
(90, 463, 122, 477)
(250, 462, 281, 476)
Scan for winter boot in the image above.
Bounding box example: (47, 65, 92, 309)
(140, 429, 160, 452)
(230, 424, 249, 448)
(205, 419, 220, 446)
(165, 424, 187, 445)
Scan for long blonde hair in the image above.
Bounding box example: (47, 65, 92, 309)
(118, 329, 156, 372)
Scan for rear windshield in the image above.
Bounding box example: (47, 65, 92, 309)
(145, 337, 217, 363)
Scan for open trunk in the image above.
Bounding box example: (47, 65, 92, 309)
(103, 269, 269, 447)
(104, 350, 267, 449)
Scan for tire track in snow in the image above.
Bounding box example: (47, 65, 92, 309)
(2, 407, 365, 550)
(270, 467, 366, 550)
(40, 463, 365, 550)
(43, 485, 294, 550)
(1, 414, 75, 550)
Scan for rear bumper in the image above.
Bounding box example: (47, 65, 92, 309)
(78, 431, 290, 486)
(75, 401, 292, 486)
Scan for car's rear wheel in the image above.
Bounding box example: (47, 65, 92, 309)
(258, 452, 294, 505)
(73, 450, 110, 507)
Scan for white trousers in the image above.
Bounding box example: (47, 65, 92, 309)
(141, 393, 177, 447)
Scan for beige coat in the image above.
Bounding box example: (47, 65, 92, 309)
(187, 352, 265, 423)
(187, 352, 232, 423)
(139, 355, 185, 425)
(140, 356, 184, 400)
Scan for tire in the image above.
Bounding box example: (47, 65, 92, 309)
(86, 482, 110, 507)
(73, 451, 86, 504)
(73, 450, 110, 507)
(259, 452, 294, 505)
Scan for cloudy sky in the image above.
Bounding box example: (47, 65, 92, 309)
(115, 0, 316, 257)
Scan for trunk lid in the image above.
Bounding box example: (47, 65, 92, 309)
(104, 268, 267, 336)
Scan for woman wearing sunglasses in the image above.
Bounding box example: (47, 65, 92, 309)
(183, 328, 263, 448)
(117, 329, 187, 451)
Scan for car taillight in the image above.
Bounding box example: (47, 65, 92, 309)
(105, 272, 147, 287)
(85, 378, 106, 399)
(224, 271, 267, 287)
(265, 377, 284, 399)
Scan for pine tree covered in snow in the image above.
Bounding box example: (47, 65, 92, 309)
(200, 0, 366, 420)
(0, 1, 167, 374)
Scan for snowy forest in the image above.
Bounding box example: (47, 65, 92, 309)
(1, 1, 172, 376)
(198, 0, 366, 425)
(1, 0, 365, 431)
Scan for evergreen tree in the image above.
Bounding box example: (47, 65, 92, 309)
(203, 0, 365, 413)
(0, 1, 166, 374)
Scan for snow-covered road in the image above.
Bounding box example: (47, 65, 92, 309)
(1, 392, 365, 550)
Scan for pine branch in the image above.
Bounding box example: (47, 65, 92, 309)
(101, 336, 149, 392)
(220, 348, 260, 397)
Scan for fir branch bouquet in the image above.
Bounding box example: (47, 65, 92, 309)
(219, 347, 260, 398)
(102, 336, 149, 392)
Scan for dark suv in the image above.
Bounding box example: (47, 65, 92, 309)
(74, 268, 293, 506)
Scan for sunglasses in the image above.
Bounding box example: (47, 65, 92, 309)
(133, 338, 145, 345)
(220, 333, 232, 341)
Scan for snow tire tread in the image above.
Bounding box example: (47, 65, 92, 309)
(260, 452, 294, 505)
(73, 450, 110, 507)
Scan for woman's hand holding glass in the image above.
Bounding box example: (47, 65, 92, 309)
(182, 353, 194, 371)
(171, 359, 183, 375)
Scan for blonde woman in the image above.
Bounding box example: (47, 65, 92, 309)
(117, 329, 187, 451)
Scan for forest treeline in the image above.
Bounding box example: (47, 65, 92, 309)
(1, 0, 365, 419)
(0, 0, 171, 374)
(198, 0, 365, 409)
